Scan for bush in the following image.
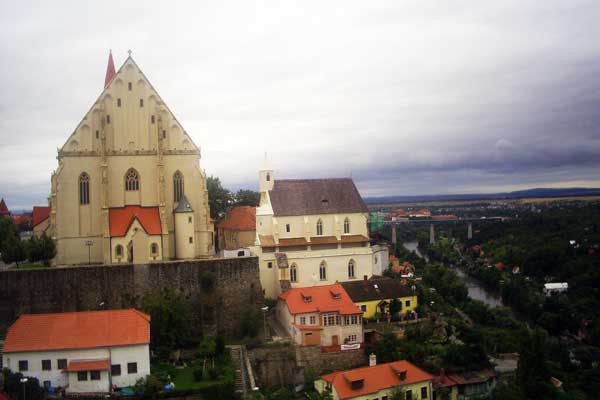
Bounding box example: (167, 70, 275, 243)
(208, 366, 220, 380)
(239, 306, 261, 338)
(193, 369, 204, 382)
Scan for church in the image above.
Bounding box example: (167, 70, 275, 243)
(253, 159, 388, 298)
(50, 51, 213, 265)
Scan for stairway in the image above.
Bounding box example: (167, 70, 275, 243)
(228, 345, 247, 397)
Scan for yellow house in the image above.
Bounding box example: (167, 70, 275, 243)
(315, 358, 434, 400)
(341, 276, 417, 319)
(49, 51, 213, 265)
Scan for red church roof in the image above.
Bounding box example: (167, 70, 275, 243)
(3, 309, 150, 353)
(104, 51, 116, 89)
(278, 284, 361, 315)
(32, 206, 51, 227)
(217, 206, 256, 231)
(0, 198, 9, 216)
(109, 206, 162, 237)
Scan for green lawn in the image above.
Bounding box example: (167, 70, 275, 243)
(152, 358, 235, 391)
(9, 262, 48, 270)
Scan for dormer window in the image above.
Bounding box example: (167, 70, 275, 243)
(321, 198, 329, 205)
(302, 295, 312, 303)
(330, 290, 341, 299)
(349, 378, 364, 390)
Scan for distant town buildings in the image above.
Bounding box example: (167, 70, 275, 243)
(543, 282, 568, 297)
(1, 309, 150, 394)
(49, 52, 213, 265)
(32, 206, 51, 237)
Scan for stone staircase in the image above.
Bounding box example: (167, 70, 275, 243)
(228, 345, 247, 397)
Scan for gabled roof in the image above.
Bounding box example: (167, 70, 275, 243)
(109, 206, 161, 237)
(341, 276, 414, 303)
(32, 206, 51, 227)
(3, 309, 150, 353)
(269, 178, 368, 217)
(0, 198, 9, 216)
(278, 284, 361, 315)
(321, 360, 434, 400)
(217, 206, 256, 231)
(173, 194, 194, 213)
(65, 359, 110, 372)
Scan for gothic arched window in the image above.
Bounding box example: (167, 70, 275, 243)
(319, 261, 327, 281)
(125, 168, 140, 191)
(344, 217, 350, 234)
(348, 259, 356, 278)
(316, 219, 323, 236)
(290, 263, 297, 283)
(173, 171, 184, 202)
(79, 172, 90, 205)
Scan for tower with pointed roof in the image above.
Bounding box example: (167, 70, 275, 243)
(50, 51, 214, 265)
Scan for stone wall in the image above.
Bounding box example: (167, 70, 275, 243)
(0, 257, 263, 338)
(249, 344, 367, 388)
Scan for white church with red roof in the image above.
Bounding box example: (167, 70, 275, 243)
(49, 51, 213, 265)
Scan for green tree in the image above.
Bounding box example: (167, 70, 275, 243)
(234, 189, 260, 206)
(1, 233, 26, 266)
(0, 217, 19, 244)
(207, 176, 233, 219)
(518, 328, 559, 399)
(142, 287, 193, 354)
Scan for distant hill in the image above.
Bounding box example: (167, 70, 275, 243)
(364, 187, 600, 205)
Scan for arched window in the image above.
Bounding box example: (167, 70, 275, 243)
(150, 243, 158, 255)
(79, 172, 90, 205)
(290, 263, 297, 283)
(344, 218, 350, 234)
(316, 219, 323, 236)
(348, 259, 356, 278)
(319, 261, 327, 281)
(115, 245, 123, 258)
(125, 168, 140, 191)
(173, 171, 184, 202)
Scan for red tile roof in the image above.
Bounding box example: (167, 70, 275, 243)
(217, 206, 256, 231)
(65, 359, 110, 372)
(3, 309, 150, 353)
(32, 206, 51, 227)
(278, 284, 361, 315)
(109, 206, 161, 237)
(321, 360, 434, 400)
(0, 198, 9, 216)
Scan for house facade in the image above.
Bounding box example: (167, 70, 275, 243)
(32, 206, 51, 238)
(216, 205, 256, 255)
(315, 359, 434, 400)
(341, 276, 418, 319)
(50, 51, 213, 265)
(1, 309, 150, 394)
(253, 160, 384, 298)
(276, 284, 363, 348)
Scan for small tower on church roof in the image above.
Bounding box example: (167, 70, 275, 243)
(104, 50, 116, 89)
(259, 153, 274, 193)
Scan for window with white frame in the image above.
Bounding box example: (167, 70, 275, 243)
(300, 316, 306, 325)
(347, 334, 357, 343)
(310, 315, 316, 325)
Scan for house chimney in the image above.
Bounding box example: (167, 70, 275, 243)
(369, 353, 377, 367)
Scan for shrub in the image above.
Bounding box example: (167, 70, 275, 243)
(208, 366, 220, 380)
(193, 369, 204, 382)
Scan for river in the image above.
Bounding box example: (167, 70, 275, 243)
(402, 240, 505, 308)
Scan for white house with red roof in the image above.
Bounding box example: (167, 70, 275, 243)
(276, 284, 363, 349)
(1, 309, 150, 394)
(315, 358, 434, 400)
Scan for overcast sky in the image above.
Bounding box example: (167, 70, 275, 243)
(1, 1, 600, 209)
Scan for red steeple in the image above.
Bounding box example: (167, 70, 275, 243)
(104, 50, 116, 89)
(0, 198, 10, 216)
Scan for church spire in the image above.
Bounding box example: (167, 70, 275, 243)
(104, 50, 116, 89)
